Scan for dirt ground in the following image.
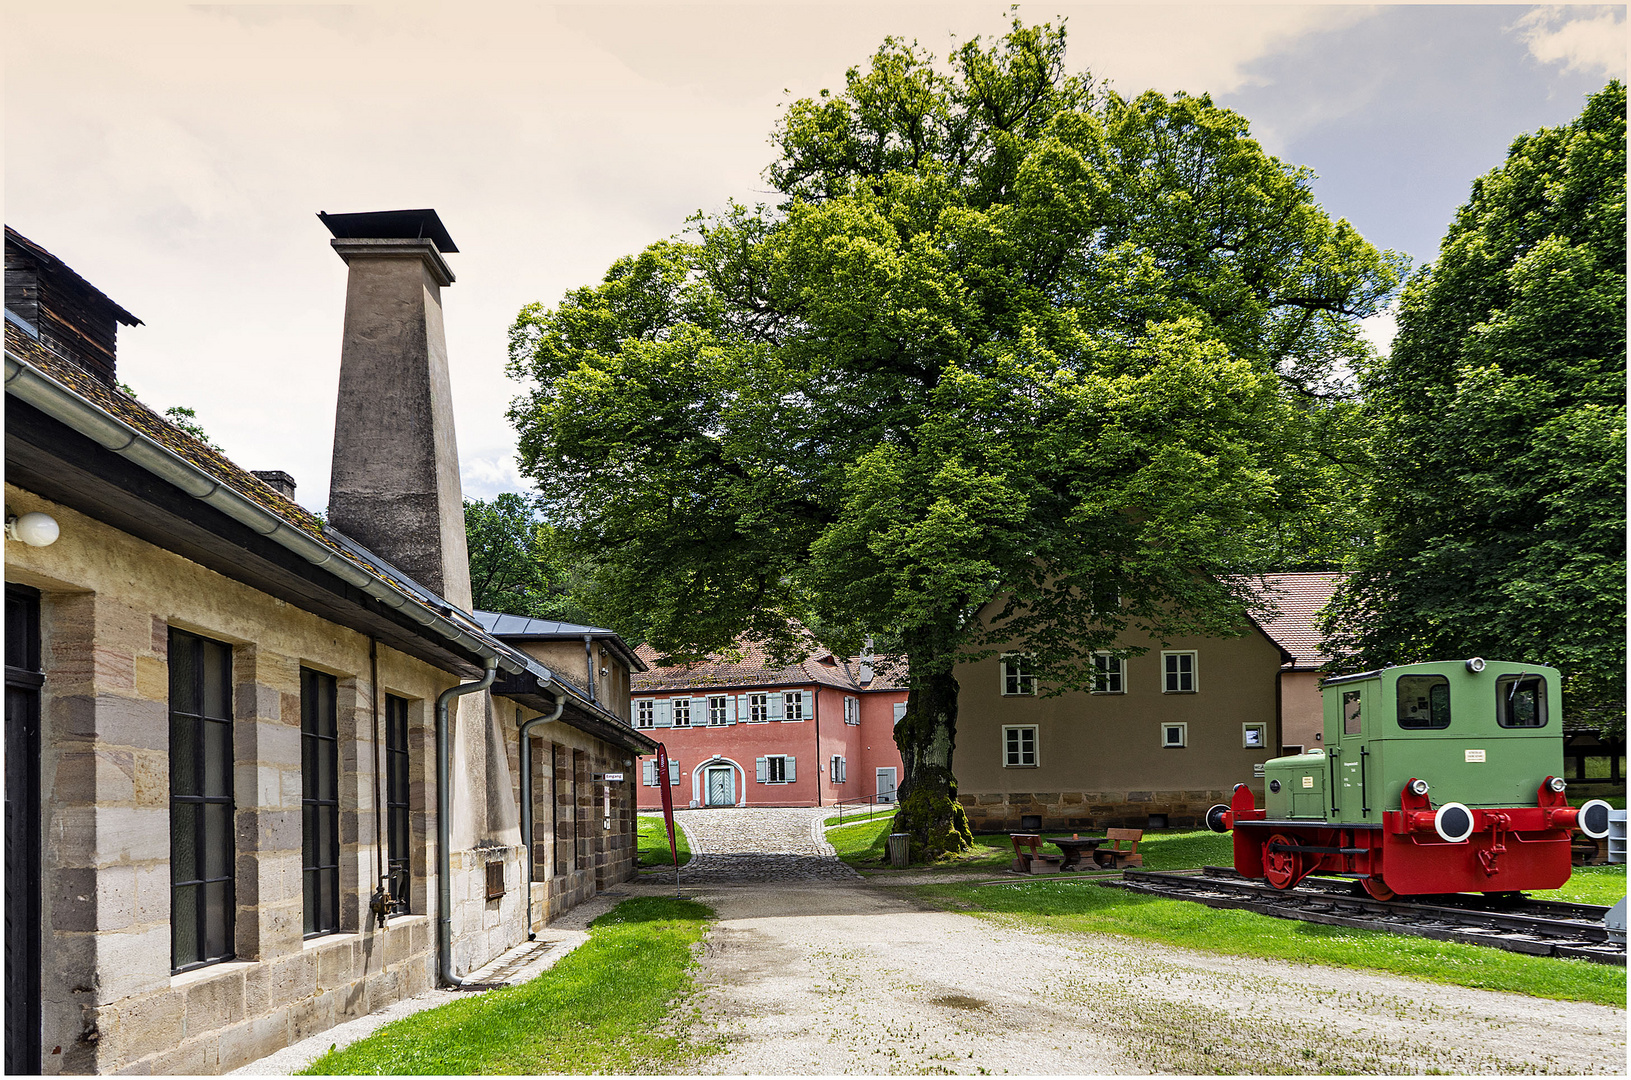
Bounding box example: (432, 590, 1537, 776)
(651, 877, 1626, 1075)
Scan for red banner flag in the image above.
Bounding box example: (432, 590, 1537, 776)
(655, 742, 680, 890)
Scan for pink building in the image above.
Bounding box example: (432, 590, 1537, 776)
(631, 642, 907, 809)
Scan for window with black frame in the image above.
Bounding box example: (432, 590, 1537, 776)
(169, 629, 235, 972)
(1497, 675, 1547, 728)
(385, 694, 411, 914)
(302, 668, 340, 936)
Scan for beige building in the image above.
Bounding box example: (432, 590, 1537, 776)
(953, 613, 1292, 832)
(1253, 571, 1344, 755)
(4, 219, 653, 1074)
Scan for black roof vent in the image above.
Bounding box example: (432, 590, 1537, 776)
(317, 209, 458, 253)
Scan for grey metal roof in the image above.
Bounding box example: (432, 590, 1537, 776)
(473, 610, 647, 672)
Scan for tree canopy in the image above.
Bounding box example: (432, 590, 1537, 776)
(1322, 83, 1626, 736)
(507, 20, 1401, 854)
(464, 493, 600, 626)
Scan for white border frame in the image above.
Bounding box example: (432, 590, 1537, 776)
(1161, 650, 1198, 693)
(1002, 724, 1039, 767)
(1090, 650, 1126, 694)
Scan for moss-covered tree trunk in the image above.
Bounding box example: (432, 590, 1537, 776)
(891, 661, 972, 861)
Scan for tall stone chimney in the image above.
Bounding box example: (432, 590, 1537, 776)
(321, 209, 473, 611)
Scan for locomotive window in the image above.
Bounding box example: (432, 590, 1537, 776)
(1396, 675, 1451, 729)
(1342, 691, 1362, 735)
(1496, 675, 1547, 728)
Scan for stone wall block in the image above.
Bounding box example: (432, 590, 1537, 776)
(183, 969, 246, 1034)
(132, 862, 168, 926)
(94, 925, 172, 1003)
(242, 962, 271, 1016)
(270, 953, 317, 1007)
(315, 941, 355, 991)
(151, 1030, 219, 1076)
(133, 656, 168, 702)
(149, 616, 169, 658)
(236, 683, 282, 725)
(50, 867, 100, 932)
(287, 990, 334, 1043)
(132, 751, 167, 807)
(1127, 791, 1153, 802)
(106, 989, 182, 1064)
(92, 645, 138, 694)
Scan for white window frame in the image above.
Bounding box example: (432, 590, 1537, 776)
(844, 696, 859, 725)
(749, 692, 769, 723)
(830, 755, 846, 783)
(1162, 651, 1197, 694)
(758, 754, 795, 784)
(635, 700, 654, 729)
(1161, 722, 1188, 748)
(783, 691, 805, 721)
(671, 697, 691, 727)
(1241, 722, 1267, 749)
(1002, 725, 1038, 767)
(708, 695, 728, 726)
(1000, 653, 1036, 696)
(1091, 651, 1125, 694)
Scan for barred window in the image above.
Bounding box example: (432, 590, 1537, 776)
(170, 629, 235, 972)
(385, 694, 411, 914)
(302, 668, 340, 937)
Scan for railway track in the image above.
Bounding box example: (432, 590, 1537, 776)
(1109, 866, 1625, 965)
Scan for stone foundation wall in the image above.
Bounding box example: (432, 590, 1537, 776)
(959, 789, 1236, 833)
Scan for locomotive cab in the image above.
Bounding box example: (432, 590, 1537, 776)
(1211, 659, 1612, 898)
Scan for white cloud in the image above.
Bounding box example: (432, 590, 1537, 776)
(461, 454, 538, 503)
(1359, 308, 1398, 357)
(1513, 6, 1627, 78)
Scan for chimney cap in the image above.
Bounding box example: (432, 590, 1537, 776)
(317, 209, 459, 253)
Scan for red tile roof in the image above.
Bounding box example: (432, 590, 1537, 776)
(1250, 572, 1346, 669)
(633, 637, 907, 694)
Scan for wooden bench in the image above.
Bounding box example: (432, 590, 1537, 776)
(1010, 833, 1062, 874)
(1092, 828, 1144, 869)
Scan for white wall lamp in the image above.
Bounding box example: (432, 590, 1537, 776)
(5, 509, 60, 547)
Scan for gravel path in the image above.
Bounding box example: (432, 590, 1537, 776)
(659, 810, 1626, 1075)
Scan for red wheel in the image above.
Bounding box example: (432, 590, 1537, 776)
(1361, 877, 1396, 901)
(1262, 833, 1302, 890)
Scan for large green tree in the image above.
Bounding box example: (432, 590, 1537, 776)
(508, 21, 1399, 855)
(464, 493, 601, 626)
(1322, 83, 1626, 736)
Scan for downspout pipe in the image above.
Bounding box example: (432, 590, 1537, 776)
(583, 634, 596, 704)
(435, 655, 498, 988)
(518, 690, 567, 939)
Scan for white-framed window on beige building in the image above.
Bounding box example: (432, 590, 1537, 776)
(635, 699, 654, 729)
(1162, 651, 1197, 693)
(671, 697, 691, 727)
(1000, 654, 1036, 696)
(1003, 725, 1038, 767)
(1242, 722, 1267, 749)
(1161, 722, 1188, 748)
(1091, 652, 1125, 694)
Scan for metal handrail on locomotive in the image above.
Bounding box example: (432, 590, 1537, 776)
(1205, 658, 1614, 901)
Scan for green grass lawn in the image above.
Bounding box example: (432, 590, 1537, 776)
(919, 878, 1625, 1008)
(301, 896, 715, 1075)
(638, 812, 692, 867)
(1533, 864, 1627, 907)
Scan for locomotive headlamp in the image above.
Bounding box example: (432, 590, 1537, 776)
(1434, 802, 1476, 843)
(1577, 799, 1614, 840)
(1465, 657, 1486, 673)
(1548, 776, 1567, 793)
(1409, 778, 1430, 796)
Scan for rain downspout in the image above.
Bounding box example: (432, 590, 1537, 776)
(518, 690, 567, 939)
(435, 655, 498, 987)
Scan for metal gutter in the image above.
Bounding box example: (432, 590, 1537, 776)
(4, 349, 528, 677)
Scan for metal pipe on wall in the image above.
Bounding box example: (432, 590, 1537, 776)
(434, 655, 497, 988)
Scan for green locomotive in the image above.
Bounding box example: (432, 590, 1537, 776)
(1207, 658, 1614, 898)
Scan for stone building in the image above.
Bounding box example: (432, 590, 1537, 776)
(3, 216, 653, 1074)
(628, 640, 908, 809)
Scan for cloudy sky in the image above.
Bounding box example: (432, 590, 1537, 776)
(5, 3, 1623, 512)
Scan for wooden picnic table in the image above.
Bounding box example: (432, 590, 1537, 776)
(1044, 836, 1105, 871)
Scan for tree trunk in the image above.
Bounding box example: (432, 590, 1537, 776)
(891, 659, 972, 861)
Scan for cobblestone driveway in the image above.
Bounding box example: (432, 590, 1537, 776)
(663, 807, 861, 884)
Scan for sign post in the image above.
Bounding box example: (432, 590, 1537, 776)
(655, 742, 680, 897)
